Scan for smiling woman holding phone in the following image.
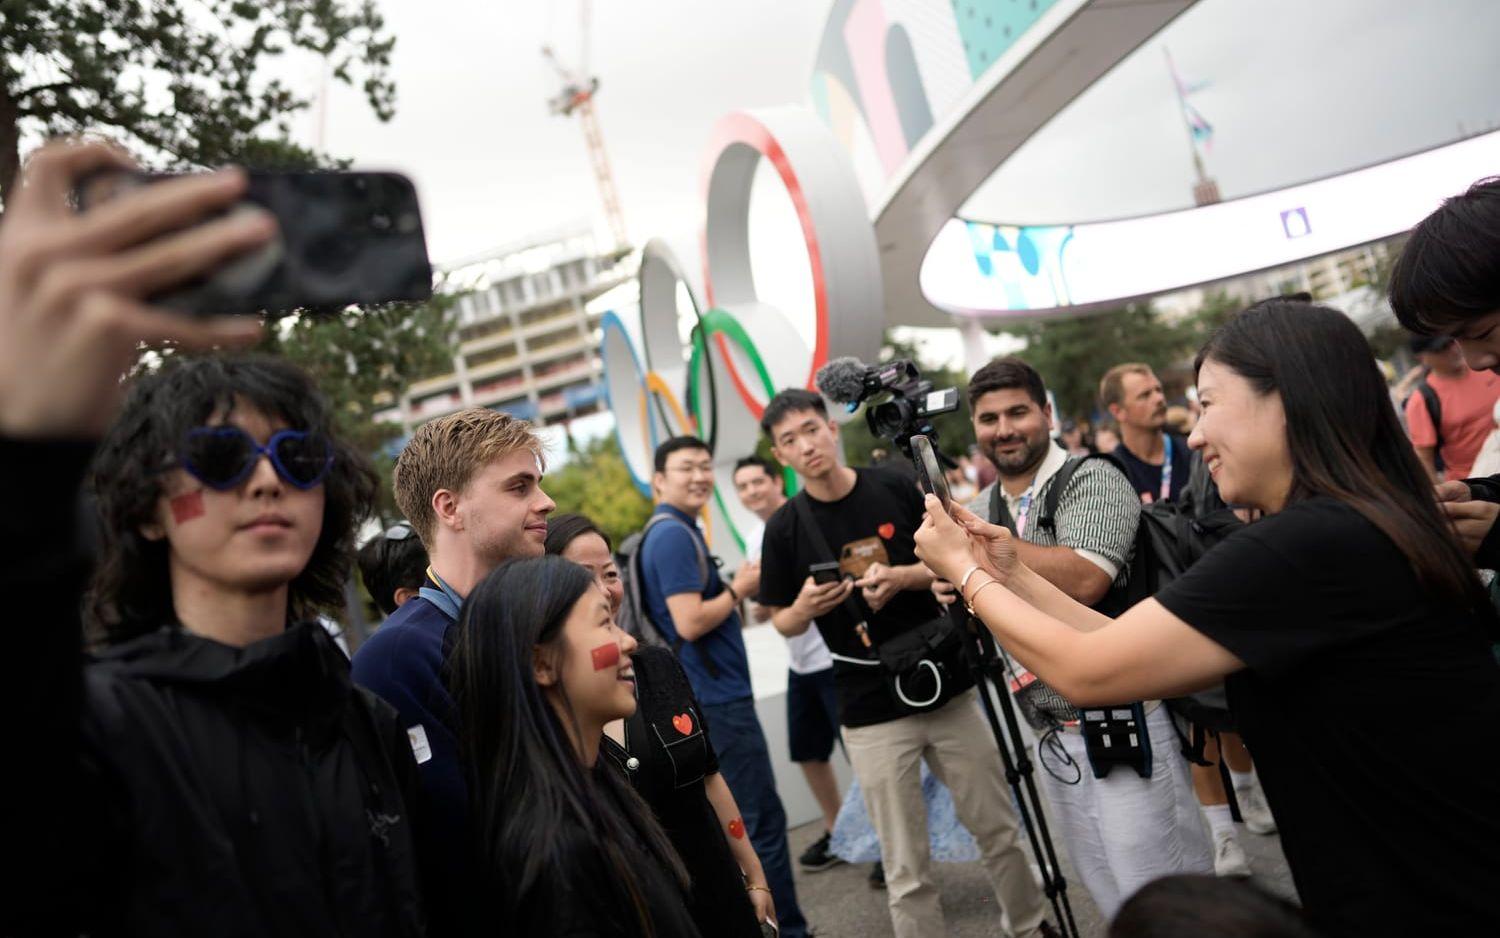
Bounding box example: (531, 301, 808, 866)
(915, 297, 1500, 938)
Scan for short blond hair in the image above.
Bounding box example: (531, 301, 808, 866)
(1099, 363, 1155, 412)
(393, 408, 546, 545)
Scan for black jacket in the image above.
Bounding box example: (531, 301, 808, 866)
(1, 439, 427, 937)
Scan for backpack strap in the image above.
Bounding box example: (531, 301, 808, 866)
(636, 512, 721, 679)
(1419, 380, 1445, 469)
(989, 482, 1015, 532)
(1037, 452, 1129, 534)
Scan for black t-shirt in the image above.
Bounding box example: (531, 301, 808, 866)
(1112, 433, 1190, 503)
(760, 467, 968, 727)
(1156, 496, 1500, 938)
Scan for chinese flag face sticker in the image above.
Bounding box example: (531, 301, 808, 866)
(591, 642, 620, 671)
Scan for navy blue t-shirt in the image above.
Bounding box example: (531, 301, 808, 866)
(639, 504, 754, 705)
(1112, 432, 1190, 504)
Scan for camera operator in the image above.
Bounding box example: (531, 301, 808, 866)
(0, 142, 427, 935)
(934, 357, 1213, 918)
(756, 388, 1055, 938)
(915, 298, 1500, 938)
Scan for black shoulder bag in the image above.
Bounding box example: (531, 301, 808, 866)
(792, 493, 963, 714)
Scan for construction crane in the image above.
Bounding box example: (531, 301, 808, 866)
(543, 0, 629, 253)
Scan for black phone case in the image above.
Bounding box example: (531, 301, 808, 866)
(78, 170, 432, 316)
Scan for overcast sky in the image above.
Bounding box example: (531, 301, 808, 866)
(296, 0, 1500, 375)
(965, 0, 1500, 222)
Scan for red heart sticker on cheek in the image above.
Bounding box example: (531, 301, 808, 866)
(878, 522, 895, 540)
(671, 713, 693, 736)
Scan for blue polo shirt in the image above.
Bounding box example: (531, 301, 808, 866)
(638, 503, 754, 705)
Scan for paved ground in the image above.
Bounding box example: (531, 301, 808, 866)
(787, 806, 1296, 938)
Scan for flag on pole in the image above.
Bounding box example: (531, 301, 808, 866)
(1165, 48, 1213, 153)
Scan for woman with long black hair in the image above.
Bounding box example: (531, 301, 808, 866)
(450, 554, 702, 937)
(915, 298, 1500, 938)
(546, 513, 769, 938)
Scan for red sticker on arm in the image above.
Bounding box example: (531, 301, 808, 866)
(169, 490, 205, 525)
(591, 642, 620, 671)
(728, 817, 745, 839)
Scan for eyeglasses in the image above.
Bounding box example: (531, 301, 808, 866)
(180, 426, 334, 491)
(383, 521, 415, 541)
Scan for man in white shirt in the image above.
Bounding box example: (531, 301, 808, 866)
(734, 455, 845, 871)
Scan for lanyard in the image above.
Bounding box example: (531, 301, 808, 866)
(1013, 487, 1036, 536)
(1158, 434, 1174, 504)
(418, 566, 464, 621)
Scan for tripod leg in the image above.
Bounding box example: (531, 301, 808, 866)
(950, 603, 1079, 938)
(972, 666, 1080, 938)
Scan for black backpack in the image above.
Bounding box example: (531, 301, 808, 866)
(616, 513, 722, 678)
(989, 451, 1243, 617)
(1406, 380, 1446, 474)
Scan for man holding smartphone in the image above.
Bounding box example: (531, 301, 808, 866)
(939, 357, 1213, 918)
(756, 389, 1054, 938)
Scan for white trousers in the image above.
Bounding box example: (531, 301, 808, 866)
(1035, 704, 1214, 920)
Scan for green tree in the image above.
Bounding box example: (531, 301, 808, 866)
(255, 294, 458, 513)
(838, 330, 976, 467)
(0, 0, 395, 202)
(1002, 302, 1198, 419)
(545, 435, 654, 548)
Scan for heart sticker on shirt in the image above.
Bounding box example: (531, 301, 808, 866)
(672, 713, 694, 736)
(877, 523, 896, 540)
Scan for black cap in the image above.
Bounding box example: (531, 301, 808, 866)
(1409, 333, 1456, 355)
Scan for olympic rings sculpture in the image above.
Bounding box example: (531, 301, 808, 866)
(602, 105, 885, 565)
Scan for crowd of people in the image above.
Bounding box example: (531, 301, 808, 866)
(5, 139, 1500, 938)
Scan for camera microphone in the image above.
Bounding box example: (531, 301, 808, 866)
(815, 357, 871, 405)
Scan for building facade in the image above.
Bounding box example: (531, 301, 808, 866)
(387, 225, 632, 434)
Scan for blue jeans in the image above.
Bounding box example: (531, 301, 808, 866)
(703, 696, 807, 938)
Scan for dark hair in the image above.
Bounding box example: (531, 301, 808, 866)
(544, 512, 614, 556)
(732, 455, 781, 483)
(87, 354, 377, 643)
(760, 388, 828, 436)
(967, 356, 1048, 409)
(1389, 176, 1500, 335)
(653, 435, 711, 473)
(1195, 298, 1486, 607)
(357, 524, 429, 616)
(1110, 875, 1320, 938)
(450, 556, 687, 933)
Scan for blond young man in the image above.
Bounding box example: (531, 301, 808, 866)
(351, 408, 554, 933)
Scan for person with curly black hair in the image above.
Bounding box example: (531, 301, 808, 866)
(0, 142, 428, 936)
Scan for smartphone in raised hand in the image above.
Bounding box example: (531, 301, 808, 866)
(909, 434, 951, 514)
(74, 169, 432, 316)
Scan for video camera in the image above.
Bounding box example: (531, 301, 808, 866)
(814, 356, 960, 456)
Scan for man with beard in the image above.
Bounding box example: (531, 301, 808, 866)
(1100, 364, 1191, 505)
(938, 357, 1214, 919)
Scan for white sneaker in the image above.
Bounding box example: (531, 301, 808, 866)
(1213, 830, 1252, 878)
(1238, 786, 1277, 835)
